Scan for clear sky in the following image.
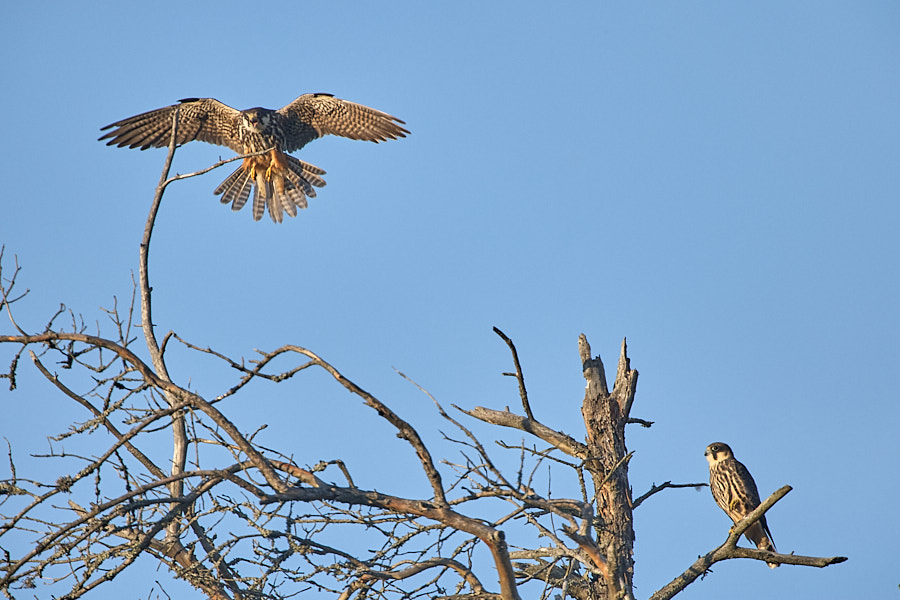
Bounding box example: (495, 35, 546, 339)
(1, 2, 898, 599)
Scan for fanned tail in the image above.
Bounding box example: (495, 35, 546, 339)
(213, 166, 253, 212)
(212, 156, 327, 223)
(282, 156, 327, 211)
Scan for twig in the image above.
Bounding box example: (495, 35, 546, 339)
(287, 351, 449, 506)
(0, 248, 28, 336)
(493, 327, 534, 421)
(631, 481, 707, 509)
(161, 148, 274, 189)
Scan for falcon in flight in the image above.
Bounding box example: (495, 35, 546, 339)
(705, 442, 779, 568)
(99, 94, 409, 223)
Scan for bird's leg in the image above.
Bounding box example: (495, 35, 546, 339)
(265, 149, 288, 181)
(243, 156, 257, 180)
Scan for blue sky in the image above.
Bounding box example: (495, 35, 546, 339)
(2, 2, 898, 598)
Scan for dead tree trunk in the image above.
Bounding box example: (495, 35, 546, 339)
(579, 335, 638, 599)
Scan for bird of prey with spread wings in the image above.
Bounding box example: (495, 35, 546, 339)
(99, 93, 409, 223)
(705, 442, 779, 568)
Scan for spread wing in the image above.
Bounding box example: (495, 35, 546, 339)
(99, 98, 244, 153)
(275, 93, 409, 153)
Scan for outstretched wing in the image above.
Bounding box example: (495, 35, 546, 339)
(275, 93, 409, 153)
(99, 98, 244, 153)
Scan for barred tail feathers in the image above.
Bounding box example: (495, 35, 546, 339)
(213, 166, 253, 212)
(252, 169, 272, 222)
(213, 156, 327, 223)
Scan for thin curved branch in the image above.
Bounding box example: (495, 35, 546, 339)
(311, 459, 357, 488)
(631, 481, 707, 509)
(135, 109, 190, 545)
(492, 327, 533, 421)
(279, 345, 448, 505)
(173, 333, 317, 402)
(161, 147, 275, 189)
(140, 106, 178, 378)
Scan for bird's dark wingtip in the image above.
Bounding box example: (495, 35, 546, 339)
(178, 97, 201, 104)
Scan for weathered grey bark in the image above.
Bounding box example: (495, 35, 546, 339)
(461, 334, 642, 599)
(579, 335, 638, 599)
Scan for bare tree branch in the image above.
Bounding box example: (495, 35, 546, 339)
(631, 481, 707, 510)
(279, 345, 448, 506)
(1, 224, 847, 600)
(492, 327, 534, 421)
(457, 406, 588, 461)
(268, 484, 521, 600)
(649, 485, 848, 600)
(135, 108, 189, 547)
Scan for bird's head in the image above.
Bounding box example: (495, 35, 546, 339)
(704, 442, 734, 465)
(241, 108, 273, 133)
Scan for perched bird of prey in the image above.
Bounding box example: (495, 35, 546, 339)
(99, 94, 409, 223)
(705, 442, 779, 568)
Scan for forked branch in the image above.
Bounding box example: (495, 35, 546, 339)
(649, 485, 847, 600)
(493, 327, 534, 421)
